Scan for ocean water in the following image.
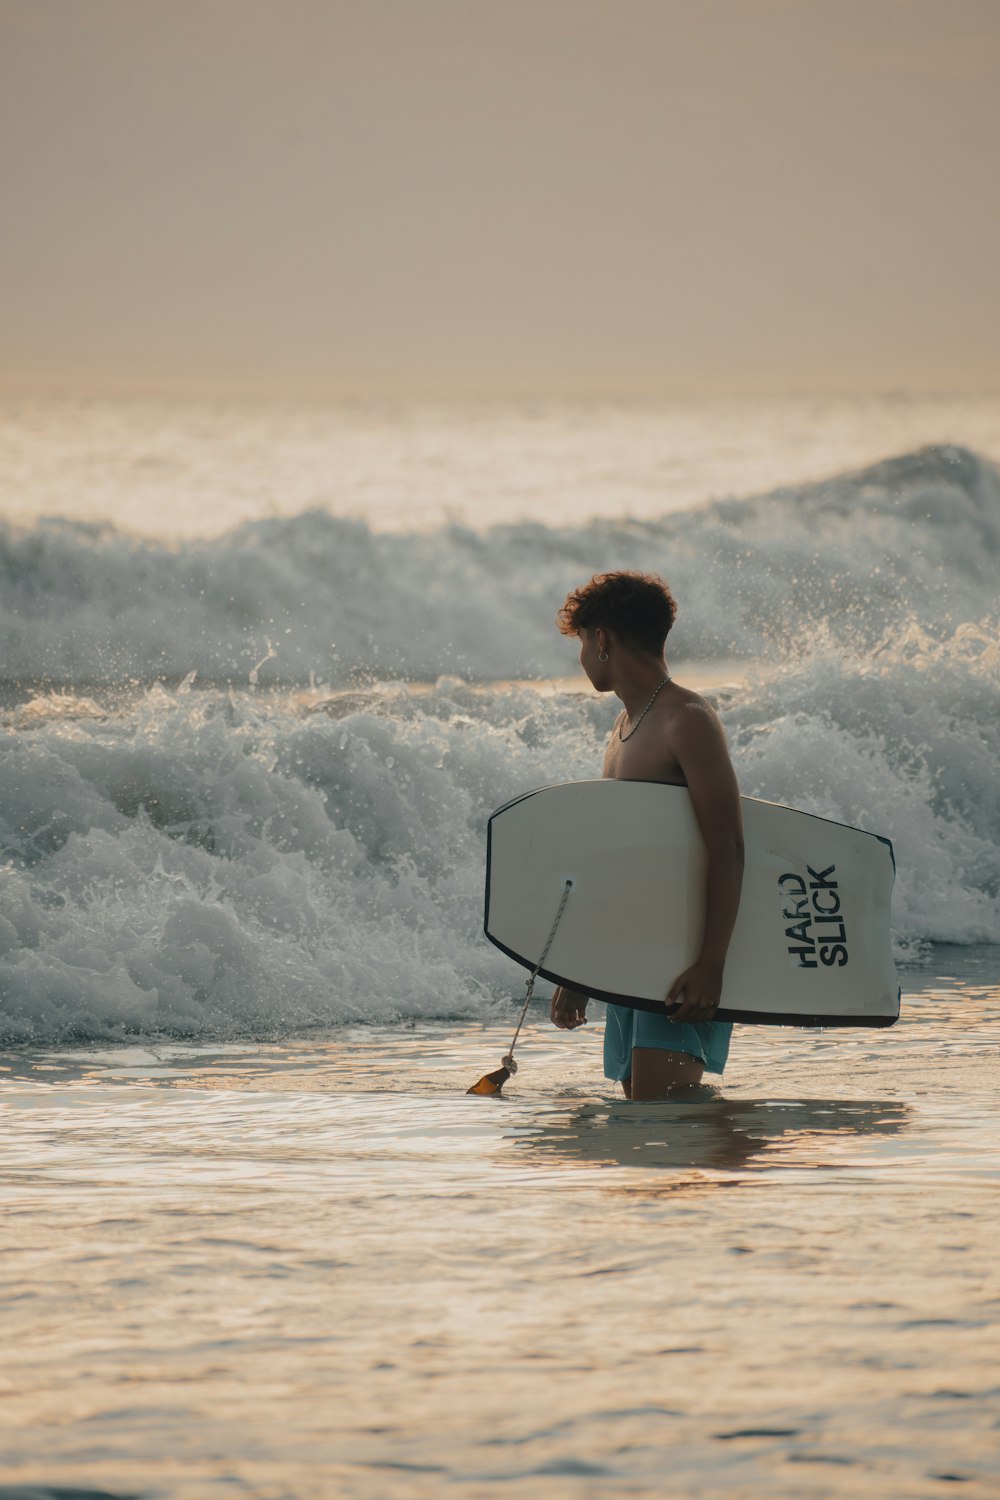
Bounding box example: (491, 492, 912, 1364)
(1, 398, 998, 1497)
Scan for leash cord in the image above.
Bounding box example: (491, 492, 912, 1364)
(502, 878, 574, 1073)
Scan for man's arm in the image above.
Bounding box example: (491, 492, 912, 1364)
(665, 703, 744, 1023)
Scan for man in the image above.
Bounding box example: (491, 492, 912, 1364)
(550, 571, 745, 1100)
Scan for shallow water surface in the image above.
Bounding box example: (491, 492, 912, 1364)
(1, 953, 998, 1499)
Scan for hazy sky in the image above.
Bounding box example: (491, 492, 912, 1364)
(2, 0, 998, 398)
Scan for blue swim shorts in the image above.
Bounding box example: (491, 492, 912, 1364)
(603, 1002, 732, 1081)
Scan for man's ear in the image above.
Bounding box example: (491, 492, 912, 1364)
(595, 627, 608, 656)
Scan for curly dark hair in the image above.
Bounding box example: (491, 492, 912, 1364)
(557, 571, 677, 656)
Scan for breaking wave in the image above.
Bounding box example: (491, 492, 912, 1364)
(1, 444, 997, 1044)
(1, 443, 997, 685)
(1, 626, 997, 1045)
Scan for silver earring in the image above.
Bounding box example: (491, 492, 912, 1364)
(599, 650, 609, 662)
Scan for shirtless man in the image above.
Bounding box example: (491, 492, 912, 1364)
(550, 571, 745, 1101)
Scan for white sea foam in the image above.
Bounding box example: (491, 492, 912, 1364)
(1, 610, 997, 1043)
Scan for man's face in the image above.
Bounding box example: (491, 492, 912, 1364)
(578, 627, 613, 692)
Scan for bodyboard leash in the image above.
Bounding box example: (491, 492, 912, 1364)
(467, 877, 574, 1096)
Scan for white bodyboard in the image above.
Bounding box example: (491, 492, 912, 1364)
(485, 780, 900, 1027)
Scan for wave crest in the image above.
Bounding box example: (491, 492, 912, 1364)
(1, 443, 996, 685)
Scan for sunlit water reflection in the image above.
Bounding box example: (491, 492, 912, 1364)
(1, 950, 998, 1499)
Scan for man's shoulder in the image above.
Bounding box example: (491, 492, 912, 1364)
(658, 684, 738, 798)
(666, 684, 722, 726)
(671, 682, 715, 708)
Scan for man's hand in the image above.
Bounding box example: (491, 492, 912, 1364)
(551, 986, 588, 1029)
(666, 960, 723, 1024)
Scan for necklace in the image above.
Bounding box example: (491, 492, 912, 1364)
(619, 676, 670, 741)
